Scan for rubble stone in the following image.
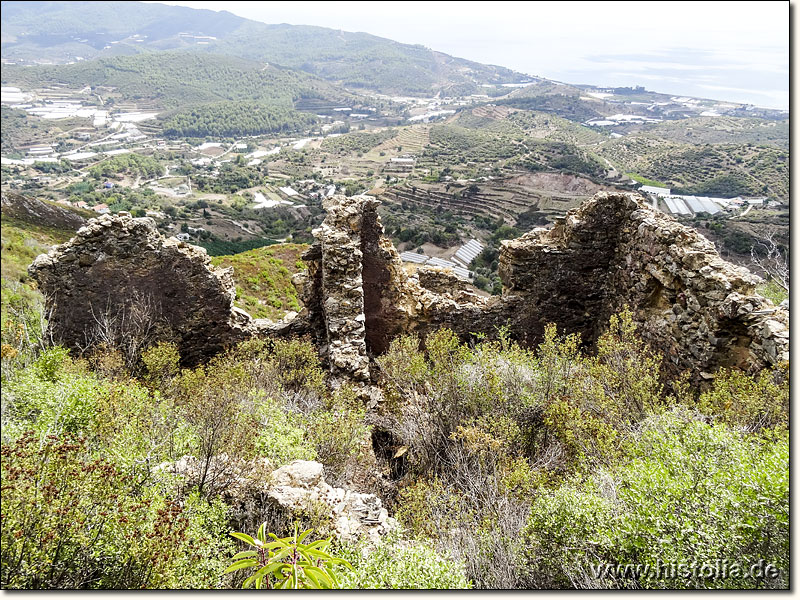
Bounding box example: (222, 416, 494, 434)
(158, 457, 396, 543)
(29, 213, 308, 365)
(30, 193, 788, 381)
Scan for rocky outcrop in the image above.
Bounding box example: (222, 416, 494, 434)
(28, 212, 306, 366)
(158, 457, 396, 543)
(2, 191, 86, 230)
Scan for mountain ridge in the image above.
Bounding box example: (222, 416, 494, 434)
(1, 0, 530, 96)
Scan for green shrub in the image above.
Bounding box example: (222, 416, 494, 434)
(524, 408, 789, 589)
(141, 341, 180, 383)
(337, 534, 470, 589)
(698, 363, 788, 433)
(542, 309, 663, 467)
(0, 433, 231, 589)
(2, 351, 104, 442)
(253, 396, 316, 466)
(301, 385, 371, 485)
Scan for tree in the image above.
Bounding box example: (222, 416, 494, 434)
(751, 232, 788, 296)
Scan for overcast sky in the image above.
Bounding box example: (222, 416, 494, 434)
(147, 1, 789, 108)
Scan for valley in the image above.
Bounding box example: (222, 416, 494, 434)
(0, 0, 789, 592)
(2, 68, 788, 295)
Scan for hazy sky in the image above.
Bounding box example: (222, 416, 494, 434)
(147, 1, 789, 108)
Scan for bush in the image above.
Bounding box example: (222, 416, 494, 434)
(2, 350, 104, 442)
(141, 341, 180, 384)
(698, 363, 788, 433)
(301, 385, 371, 486)
(337, 534, 471, 589)
(524, 408, 789, 589)
(0, 433, 232, 589)
(541, 309, 663, 468)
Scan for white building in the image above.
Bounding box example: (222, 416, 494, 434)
(640, 185, 671, 197)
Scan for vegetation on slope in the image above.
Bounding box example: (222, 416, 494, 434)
(210, 243, 307, 320)
(379, 315, 788, 589)
(642, 117, 789, 149)
(87, 153, 164, 180)
(1, 52, 352, 110)
(2, 1, 527, 96)
(161, 102, 317, 138)
(0, 271, 789, 589)
(321, 130, 397, 155)
(602, 138, 788, 201)
(0, 195, 87, 337)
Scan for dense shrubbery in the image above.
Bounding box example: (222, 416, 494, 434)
(5, 52, 345, 110)
(338, 533, 470, 589)
(377, 311, 789, 589)
(525, 411, 788, 589)
(0, 288, 789, 589)
(192, 163, 265, 194)
(1, 433, 233, 589)
(0, 332, 372, 588)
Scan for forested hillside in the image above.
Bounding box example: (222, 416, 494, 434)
(1, 1, 528, 96)
(1, 52, 353, 109)
(161, 102, 316, 138)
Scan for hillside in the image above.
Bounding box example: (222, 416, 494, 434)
(0, 193, 87, 328)
(600, 138, 788, 200)
(1, 1, 529, 96)
(210, 243, 307, 320)
(1, 52, 356, 110)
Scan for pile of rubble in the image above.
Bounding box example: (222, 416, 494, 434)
(158, 457, 396, 543)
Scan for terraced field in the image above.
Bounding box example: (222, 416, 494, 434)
(379, 172, 614, 226)
(600, 138, 788, 200)
(387, 125, 431, 155)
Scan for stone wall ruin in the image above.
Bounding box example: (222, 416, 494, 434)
(30, 192, 788, 382)
(29, 212, 305, 366)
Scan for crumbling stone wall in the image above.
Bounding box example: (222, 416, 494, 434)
(299, 192, 787, 383)
(497, 192, 789, 377)
(294, 195, 493, 387)
(29, 212, 305, 366)
(30, 193, 788, 384)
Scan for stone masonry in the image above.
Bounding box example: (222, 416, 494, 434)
(30, 193, 788, 382)
(29, 212, 305, 366)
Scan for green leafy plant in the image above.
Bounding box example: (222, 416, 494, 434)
(225, 525, 353, 589)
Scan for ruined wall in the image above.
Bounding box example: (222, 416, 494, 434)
(29, 212, 305, 366)
(299, 192, 787, 383)
(30, 193, 788, 384)
(497, 192, 789, 377)
(295, 195, 493, 387)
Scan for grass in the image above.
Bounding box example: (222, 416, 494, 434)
(625, 172, 670, 188)
(210, 243, 308, 320)
(1, 218, 75, 329)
